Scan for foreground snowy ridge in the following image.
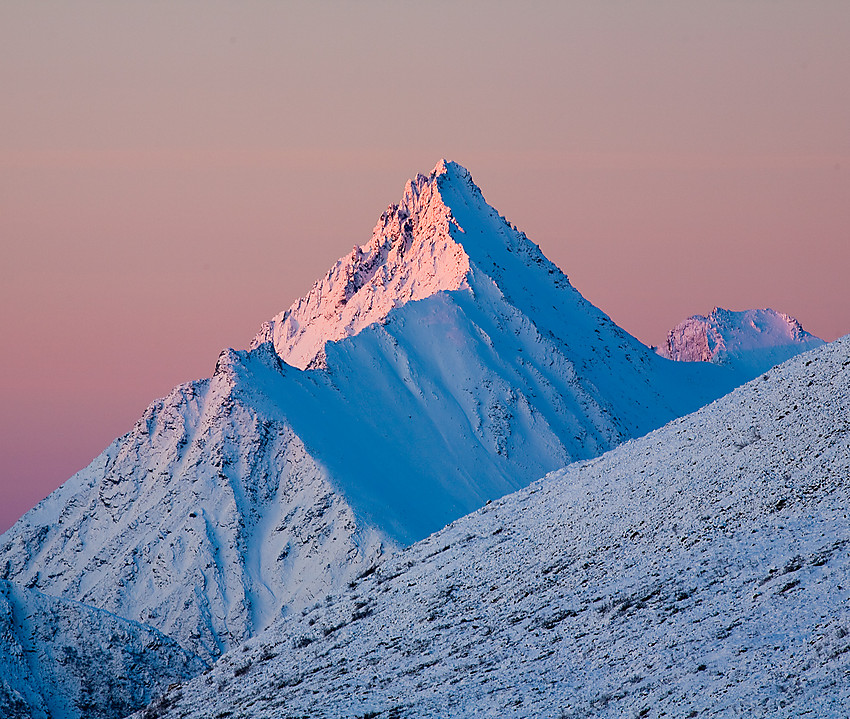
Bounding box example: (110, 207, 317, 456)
(0, 160, 741, 669)
(139, 337, 850, 719)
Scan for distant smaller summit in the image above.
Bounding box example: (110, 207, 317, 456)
(658, 307, 824, 378)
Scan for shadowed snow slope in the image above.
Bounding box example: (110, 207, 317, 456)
(243, 160, 740, 540)
(0, 580, 204, 719)
(0, 355, 391, 663)
(1, 160, 738, 666)
(139, 335, 849, 719)
(659, 307, 824, 378)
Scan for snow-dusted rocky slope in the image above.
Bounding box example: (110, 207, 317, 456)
(140, 336, 849, 719)
(659, 307, 824, 378)
(244, 160, 739, 540)
(0, 160, 737, 664)
(0, 580, 204, 719)
(0, 360, 390, 663)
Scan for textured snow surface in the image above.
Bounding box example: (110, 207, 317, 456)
(139, 336, 849, 719)
(244, 159, 740, 541)
(0, 580, 204, 719)
(0, 159, 740, 668)
(0, 359, 392, 663)
(659, 307, 824, 378)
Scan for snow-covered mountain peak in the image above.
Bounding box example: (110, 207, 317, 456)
(659, 306, 824, 377)
(135, 335, 850, 719)
(251, 160, 551, 369)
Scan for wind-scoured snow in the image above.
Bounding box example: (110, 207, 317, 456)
(0, 580, 204, 719)
(1, 160, 757, 701)
(244, 160, 740, 541)
(0, 360, 392, 663)
(138, 335, 849, 719)
(659, 307, 824, 378)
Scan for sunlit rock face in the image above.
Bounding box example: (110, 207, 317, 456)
(0, 159, 740, 673)
(130, 336, 850, 719)
(253, 160, 471, 370)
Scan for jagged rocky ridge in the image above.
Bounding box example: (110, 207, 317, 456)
(0, 160, 840, 719)
(0, 580, 204, 719)
(2, 160, 809, 711)
(252, 160, 473, 371)
(659, 306, 824, 377)
(0, 161, 745, 668)
(136, 336, 850, 719)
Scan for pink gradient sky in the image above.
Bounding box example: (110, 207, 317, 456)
(2, 2, 849, 532)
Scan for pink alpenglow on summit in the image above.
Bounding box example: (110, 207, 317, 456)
(0, 159, 750, 678)
(252, 160, 472, 369)
(659, 307, 824, 377)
